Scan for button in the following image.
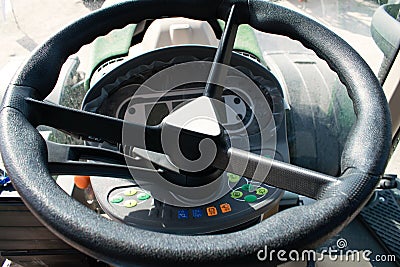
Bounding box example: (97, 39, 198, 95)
(227, 173, 241, 183)
(206, 206, 218, 217)
(220, 203, 232, 213)
(244, 195, 258, 203)
(256, 187, 268, 196)
(124, 200, 137, 208)
(124, 188, 137, 196)
(137, 192, 151, 200)
(192, 208, 203, 218)
(178, 210, 189, 219)
(74, 176, 91, 189)
(110, 196, 123, 203)
(230, 190, 243, 199)
(241, 184, 255, 192)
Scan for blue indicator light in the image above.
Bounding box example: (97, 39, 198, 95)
(178, 210, 189, 219)
(192, 209, 203, 218)
(0, 176, 10, 186)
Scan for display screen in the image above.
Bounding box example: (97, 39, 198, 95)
(144, 97, 233, 127)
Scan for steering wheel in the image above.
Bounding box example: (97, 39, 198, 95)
(0, 0, 391, 266)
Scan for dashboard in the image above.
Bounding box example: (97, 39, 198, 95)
(83, 45, 290, 234)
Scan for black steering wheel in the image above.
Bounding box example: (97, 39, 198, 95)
(0, 0, 392, 266)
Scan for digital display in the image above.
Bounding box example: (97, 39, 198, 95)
(142, 92, 249, 129)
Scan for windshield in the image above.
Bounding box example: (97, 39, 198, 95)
(0, 0, 387, 76)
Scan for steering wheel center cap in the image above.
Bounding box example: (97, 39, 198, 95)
(161, 96, 222, 173)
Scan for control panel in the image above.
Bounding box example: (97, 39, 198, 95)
(92, 172, 282, 234)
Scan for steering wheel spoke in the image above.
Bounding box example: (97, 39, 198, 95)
(46, 141, 161, 178)
(214, 147, 339, 199)
(26, 98, 162, 152)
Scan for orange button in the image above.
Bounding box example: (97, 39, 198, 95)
(74, 176, 90, 189)
(220, 203, 232, 213)
(206, 206, 218, 217)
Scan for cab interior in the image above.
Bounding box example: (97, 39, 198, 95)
(0, 0, 399, 266)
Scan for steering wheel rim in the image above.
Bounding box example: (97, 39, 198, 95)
(0, 0, 391, 266)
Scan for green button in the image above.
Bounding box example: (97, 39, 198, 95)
(124, 200, 137, 208)
(244, 195, 258, 203)
(110, 196, 123, 203)
(241, 184, 255, 192)
(231, 190, 243, 199)
(227, 173, 241, 183)
(256, 187, 268, 196)
(137, 193, 151, 201)
(124, 189, 137, 196)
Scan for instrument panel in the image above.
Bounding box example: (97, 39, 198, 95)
(84, 46, 290, 234)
